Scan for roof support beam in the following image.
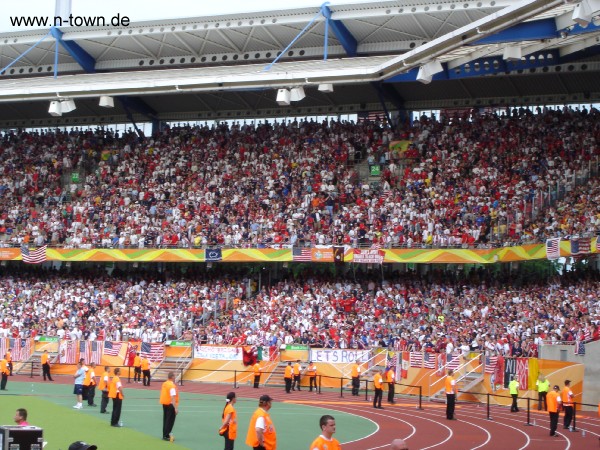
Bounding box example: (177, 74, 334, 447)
(321, 4, 357, 57)
(471, 18, 557, 45)
(50, 27, 96, 73)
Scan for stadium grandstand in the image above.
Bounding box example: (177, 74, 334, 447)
(1, 1, 600, 449)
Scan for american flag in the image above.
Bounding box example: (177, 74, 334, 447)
(423, 352, 436, 369)
(379, 190, 393, 203)
(20, 245, 47, 264)
(103, 341, 123, 356)
(59, 340, 77, 364)
(447, 352, 461, 370)
(140, 342, 164, 363)
(80, 341, 102, 365)
(10, 338, 32, 361)
(292, 247, 312, 262)
(572, 237, 591, 258)
(409, 352, 423, 368)
(387, 351, 398, 371)
(546, 238, 561, 260)
(485, 356, 499, 374)
(574, 340, 585, 356)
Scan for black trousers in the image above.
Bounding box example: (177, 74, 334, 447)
(42, 363, 53, 381)
(7, 362, 12, 376)
(111, 397, 122, 426)
(134, 367, 142, 382)
(1, 373, 7, 390)
(162, 404, 177, 438)
(254, 374, 260, 388)
(563, 405, 574, 429)
(446, 393, 456, 419)
(87, 385, 96, 405)
(387, 382, 395, 403)
(100, 390, 109, 413)
(223, 432, 234, 450)
(309, 376, 317, 392)
(538, 391, 547, 411)
(143, 369, 151, 386)
(352, 377, 360, 395)
(285, 377, 292, 393)
(292, 374, 301, 390)
(511, 394, 519, 412)
(373, 388, 383, 408)
(549, 411, 559, 436)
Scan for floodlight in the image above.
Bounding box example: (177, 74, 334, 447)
(276, 89, 291, 106)
(99, 95, 114, 108)
(290, 86, 306, 102)
(48, 101, 62, 116)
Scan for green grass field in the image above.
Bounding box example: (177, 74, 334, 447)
(1, 381, 376, 450)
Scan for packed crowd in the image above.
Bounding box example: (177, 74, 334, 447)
(1, 105, 599, 250)
(0, 266, 598, 359)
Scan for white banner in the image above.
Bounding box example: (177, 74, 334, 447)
(194, 345, 242, 360)
(309, 349, 371, 364)
(353, 249, 384, 264)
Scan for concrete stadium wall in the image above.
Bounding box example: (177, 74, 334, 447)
(539, 340, 599, 408)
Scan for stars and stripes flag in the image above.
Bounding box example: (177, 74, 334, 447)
(20, 245, 47, 264)
(0, 338, 7, 359)
(574, 339, 585, 355)
(103, 341, 123, 356)
(409, 352, 423, 368)
(292, 247, 312, 262)
(485, 356, 499, 374)
(423, 352, 436, 369)
(447, 352, 461, 370)
(79, 341, 102, 365)
(59, 340, 77, 364)
(10, 338, 32, 361)
(546, 238, 561, 260)
(572, 236, 591, 258)
(379, 190, 393, 204)
(387, 351, 398, 373)
(140, 342, 165, 363)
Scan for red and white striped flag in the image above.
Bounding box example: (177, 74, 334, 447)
(10, 338, 32, 361)
(423, 352, 436, 369)
(20, 245, 47, 264)
(409, 352, 423, 368)
(140, 342, 165, 362)
(546, 238, 561, 260)
(485, 356, 498, 374)
(79, 341, 103, 365)
(103, 341, 122, 356)
(447, 352, 461, 370)
(59, 340, 77, 364)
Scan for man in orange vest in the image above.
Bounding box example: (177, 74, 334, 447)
(6, 348, 12, 376)
(160, 371, 179, 442)
(246, 394, 276, 450)
(445, 369, 457, 420)
(133, 353, 142, 383)
(253, 361, 262, 389)
(108, 367, 124, 427)
(84, 362, 97, 407)
(373, 369, 384, 409)
(284, 362, 293, 394)
(98, 366, 110, 414)
(41, 350, 53, 381)
(0, 354, 9, 390)
(309, 414, 340, 450)
(306, 361, 318, 392)
(292, 360, 302, 391)
(547, 384, 562, 437)
(386, 366, 396, 404)
(562, 379, 575, 430)
(351, 362, 361, 396)
(141, 356, 151, 386)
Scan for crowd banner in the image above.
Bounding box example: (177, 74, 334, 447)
(309, 349, 371, 364)
(353, 248, 384, 264)
(194, 345, 242, 360)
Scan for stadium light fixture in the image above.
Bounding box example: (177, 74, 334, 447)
(502, 45, 522, 61)
(276, 88, 291, 106)
(290, 86, 306, 102)
(99, 95, 114, 108)
(416, 60, 444, 84)
(48, 100, 62, 116)
(572, 0, 600, 27)
(60, 98, 76, 113)
(318, 83, 334, 93)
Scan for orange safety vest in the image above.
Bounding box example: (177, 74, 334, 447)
(160, 379, 179, 406)
(562, 386, 573, 407)
(284, 365, 292, 379)
(108, 375, 123, 399)
(134, 356, 141, 367)
(351, 364, 361, 378)
(98, 371, 109, 391)
(253, 363, 261, 376)
(374, 373, 383, 389)
(386, 369, 395, 383)
(547, 390, 561, 413)
(306, 364, 317, 377)
(222, 403, 237, 439)
(141, 358, 150, 371)
(293, 363, 301, 376)
(245, 408, 276, 450)
(41, 353, 49, 365)
(309, 435, 341, 450)
(0, 359, 8, 375)
(445, 375, 456, 394)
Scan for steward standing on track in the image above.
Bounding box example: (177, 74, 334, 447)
(536, 374, 549, 411)
(445, 369, 457, 420)
(98, 366, 110, 414)
(547, 384, 562, 437)
(284, 362, 293, 394)
(306, 361, 318, 392)
(351, 362, 361, 396)
(41, 350, 53, 381)
(246, 394, 276, 450)
(373, 369, 384, 409)
(108, 367, 124, 427)
(562, 379, 574, 430)
(253, 362, 262, 389)
(160, 371, 178, 442)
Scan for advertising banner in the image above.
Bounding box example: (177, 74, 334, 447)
(309, 349, 371, 364)
(194, 345, 242, 360)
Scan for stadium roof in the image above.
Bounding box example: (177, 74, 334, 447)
(1, 0, 600, 128)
